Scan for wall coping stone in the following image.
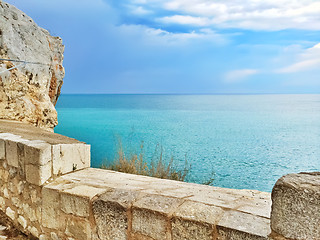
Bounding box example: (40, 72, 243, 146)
(0, 120, 82, 144)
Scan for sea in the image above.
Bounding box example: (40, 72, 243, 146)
(55, 94, 320, 192)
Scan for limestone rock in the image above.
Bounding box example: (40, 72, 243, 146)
(271, 172, 320, 240)
(0, 1, 64, 131)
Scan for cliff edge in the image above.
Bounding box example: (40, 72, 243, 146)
(0, 1, 64, 131)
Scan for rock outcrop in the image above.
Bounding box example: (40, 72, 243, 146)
(0, 1, 64, 131)
(271, 172, 320, 240)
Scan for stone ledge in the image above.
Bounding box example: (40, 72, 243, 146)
(49, 168, 272, 240)
(0, 120, 81, 145)
(0, 131, 90, 186)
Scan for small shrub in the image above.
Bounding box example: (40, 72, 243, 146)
(102, 139, 191, 182)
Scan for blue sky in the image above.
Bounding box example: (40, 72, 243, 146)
(5, 0, 320, 94)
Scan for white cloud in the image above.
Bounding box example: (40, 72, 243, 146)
(158, 15, 210, 26)
(130, 6, 152, 15)
(224, 69, 259, 83)
(130, 0, 148, 4)
(277, 59, 320, 73)
(116, 24, 228, 46)
(277, 43, 320, 73)
(158, 0, 320, 30)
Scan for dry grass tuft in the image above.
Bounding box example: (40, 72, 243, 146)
(102, 139, 190, 182)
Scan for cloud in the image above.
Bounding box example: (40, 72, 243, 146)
(224, 69, 259, 83)
(277, 43, 320, 73)
(277, 59, 320, 73)
(160, 0, 320, 30)
(116, 24, 228, 46)
(158, 15, 210, 26)
(130, 6, 153, 15)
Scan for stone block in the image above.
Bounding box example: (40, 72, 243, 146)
(131, 233, 155, 240)
(271, 172, 320, 240)
(0, 139, 5, 160)
(133, 194, 183, 215)
(217, 226, 268, 240)
(132, 209, 169, 240)
(217, 210, 270, 239)
(17, 181, 24, 194)
(18, 215, 27, 229)
(39, 235, 49, 240)
(132, 195, 182, 240)
(42, 187, 62, 229)
(93, 189, 139, 240)
(61, 193, 90, 217)
(52, 144, 61, 176)
(51, 232, 61, 240)
(0, 169, 8, 183)
(65, 216, 92, 240)
(53, 144, 90, 175)
(0, 197, 5, 211)
(28, 226, 39, 238)
(173, 201, 224, 225)
(172, 219, 214, 240)
(25, 162, 51, 185)
(6, 207, 15, 221)
(6, 139, 19, 167)
(172, 201, 223, 240)
(16, 142, 26, 177)
(11, 197, 20, 208)
(22, 203, 37, 222)
(3, 188, 9, 198)
(61, 185, 105, 217)
(24, 141, 51, 165)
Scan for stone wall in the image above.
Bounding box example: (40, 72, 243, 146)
(0, 120, 273, 240)
(0, 120, 90, 239)
(0, 120, 318, 240)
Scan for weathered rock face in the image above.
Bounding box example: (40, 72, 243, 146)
(271, 172, 320, 240)
(0, 1, 64, 131)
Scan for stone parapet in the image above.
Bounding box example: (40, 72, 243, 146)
(0, 120, 90, 239)
(42, 168, 271, 240)
(5, 120, 315, 240)
(270, 172, 320, 240)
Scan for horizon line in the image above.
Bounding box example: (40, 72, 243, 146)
(59, 92, 320, 95)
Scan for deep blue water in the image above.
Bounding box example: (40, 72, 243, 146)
(55, 94, 320, 192)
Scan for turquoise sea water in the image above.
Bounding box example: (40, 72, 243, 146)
(55, 94, 320, 192)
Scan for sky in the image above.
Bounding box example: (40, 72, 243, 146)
(5, 0, 320, 94)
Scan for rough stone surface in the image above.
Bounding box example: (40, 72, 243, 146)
(0, 120, 83, 144)
(41, 187, 61, 229)
(0, 124, 91, 239)
(54, 144, 91, 175)
(65, 216, 91, 240)
(24, 141, 51, 166)
(271, 172, 320, 240)
(171, 201, 223, 240)
(217, 210, 270, 239)
(132, 195, 183, 240)
(0, 210, 28, 239)
(25, 161, 51, 186)
(217, 226, 268, 240)
(5, 207, 14, 221)
(93, 189, 140, 240)
(0, 1, 64, 131)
